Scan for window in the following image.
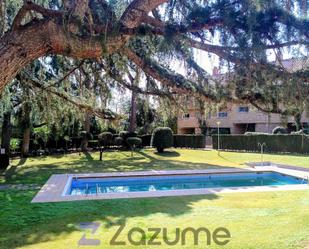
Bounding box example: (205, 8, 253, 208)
(238, 106, 249, 113)
(218, 112, 228, 118)
(182, 113, 190, 119)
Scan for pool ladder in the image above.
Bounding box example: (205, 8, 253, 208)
(85, 184, 100, 195)
(301, 176, 309, 185)
(96, 184, 99, 195)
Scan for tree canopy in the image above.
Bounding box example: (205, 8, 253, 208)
(0, 0, 308, 105)
(0, 0, 308, 156)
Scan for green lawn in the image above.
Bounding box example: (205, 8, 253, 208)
(0, 149, 309, 249)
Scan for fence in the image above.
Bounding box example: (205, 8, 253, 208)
(212, 134, 309, 154)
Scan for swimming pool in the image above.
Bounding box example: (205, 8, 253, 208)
(66, 172, 307, 196)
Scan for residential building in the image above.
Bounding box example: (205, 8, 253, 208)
(177, 59, 309, 135)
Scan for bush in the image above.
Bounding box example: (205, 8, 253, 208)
(119, 131, 137, 148)
(120, 131, 137, 139)
(126, 137, 142, 156)
(119, 131, 129, 139)
(98, 132, 113, 147)
(272, 126, 288, 134)
(151, 127, 173, 153)
(114, 137, 124, 146)
(126, 137, 142, 149)
(139, 134, 152, 147)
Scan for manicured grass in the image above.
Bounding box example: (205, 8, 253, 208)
(1, 148, 309, 185)
(0, 149, 309, 249)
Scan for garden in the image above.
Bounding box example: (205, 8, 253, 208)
(0, 0, 309, 248)
(1, 149, 309, 249)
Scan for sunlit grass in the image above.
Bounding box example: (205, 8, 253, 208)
(0, 149, 309, 248)
(1, 148, 309, 185)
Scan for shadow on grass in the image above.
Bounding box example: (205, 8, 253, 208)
(154, 151, 181, 157)
(0, 189, 219, 249)
(218, 154, 245, 165)
(3, 150, 240, 185)
(17, 157, 28, 166)
(0, 149, 263, 248)
(1, 158, 28, 182)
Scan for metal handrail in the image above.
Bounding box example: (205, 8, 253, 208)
(258, 143, 266, 166)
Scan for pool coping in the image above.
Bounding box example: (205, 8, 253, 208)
(31, 165, 309, 203)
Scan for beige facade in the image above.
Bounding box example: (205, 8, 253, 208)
(177, 103, 309, 135)
(178, 58, 309, 135)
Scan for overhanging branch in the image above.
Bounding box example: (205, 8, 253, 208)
(18, 73, 118, 120)
(120, 0, 168, 28)
(12, 1, 62, 30)
(122, 47, 224, 102)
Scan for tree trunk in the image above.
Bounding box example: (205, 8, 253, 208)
(21, 127, 31, 157)
(81, 112, 91, 152)
(21, 102, 31, 157)
(129, 89, 137, 133)
(1, 111, 12, 155)
(294, 112, 302, 131)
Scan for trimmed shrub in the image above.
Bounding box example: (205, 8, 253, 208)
(212, 134, 309, 154)
(139, 134, 152, 147)
(114, 137, 124, 146)
(151, 127, 173, 153)
(119, 131, 137, 148)
(120, 131, 137, 138)
(119, 131, 129, 139)
(126, 137, 142, 149)
(272, 126, 288, 134)
(98, 132, 113, 147)
(173, 135, 206, 148)
(126, 137, 142, 156)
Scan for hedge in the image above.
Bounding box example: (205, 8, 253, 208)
(141, 134, 206, 149)
(212, 134, 309, 154)
(174, 135, 206, 148)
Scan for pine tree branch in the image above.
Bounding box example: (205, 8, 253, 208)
(122, 47, 226, 102)
(17, 72, 118, 120)
(120, 0, 168, 28)
(12, 1, 62, 30)
(101, 62, 174, 97)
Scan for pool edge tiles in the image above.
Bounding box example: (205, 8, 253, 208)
(32, 167, 309, 203)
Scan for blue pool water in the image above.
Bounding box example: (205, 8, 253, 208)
(67, 172, 307, 196)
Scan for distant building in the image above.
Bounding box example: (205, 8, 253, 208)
(177, 59, 309, 135)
